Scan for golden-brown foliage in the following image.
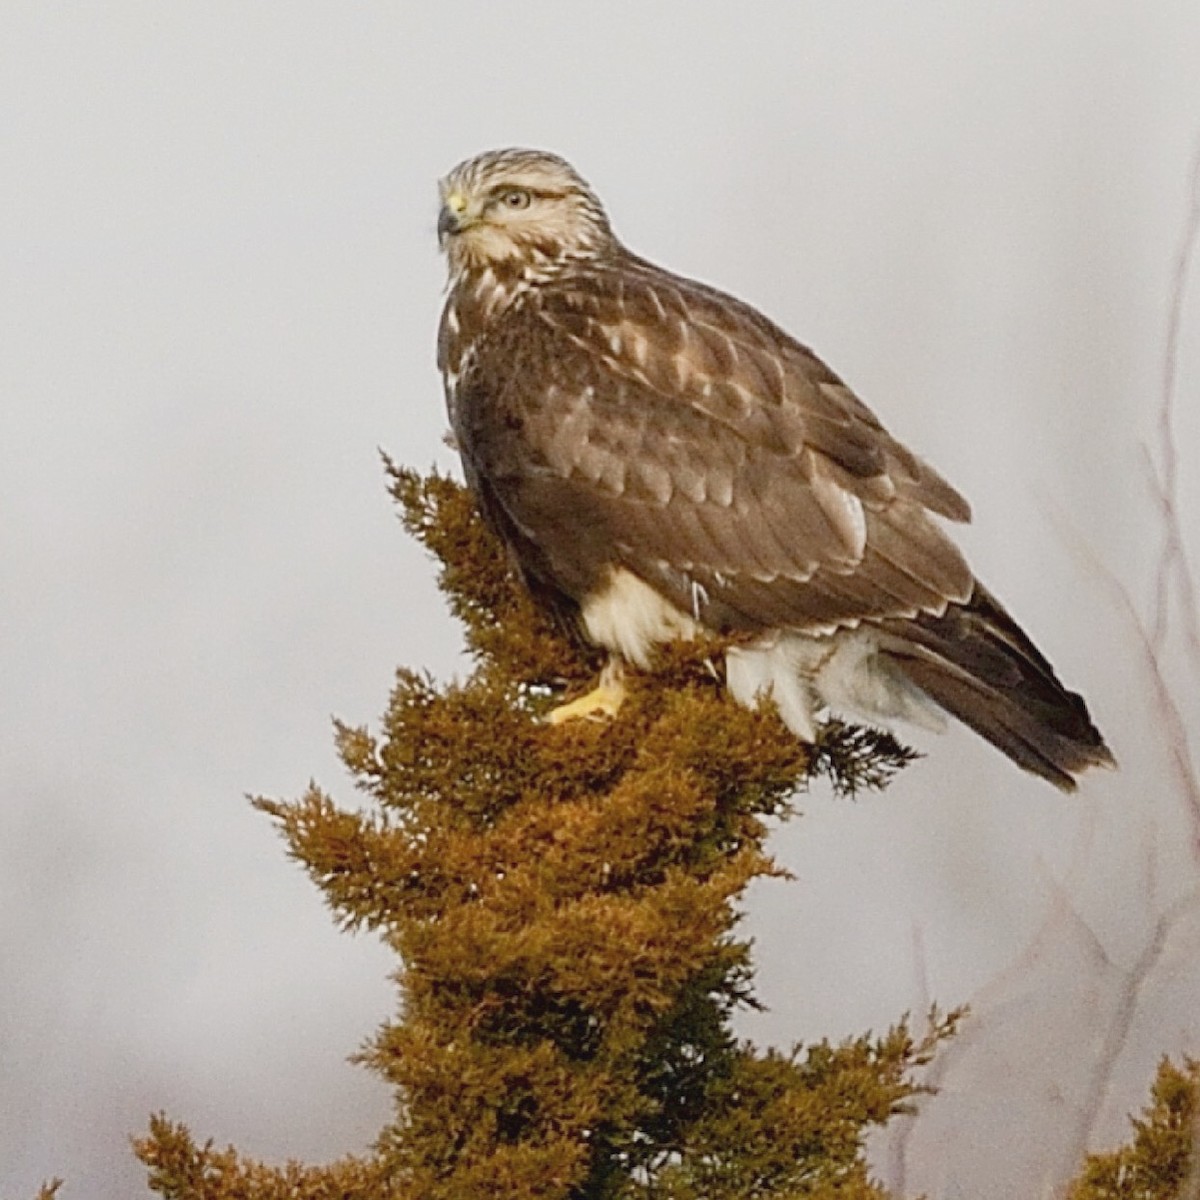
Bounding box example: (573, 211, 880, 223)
(132, 1115, 387, 1200)
(1066, 1058, 1199, 1200)
(134, 464, 941, 1199)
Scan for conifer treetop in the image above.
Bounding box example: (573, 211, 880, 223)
(134, 464, 944, 1200)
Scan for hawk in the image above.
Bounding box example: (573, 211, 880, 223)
(435, 147, 1113, 791)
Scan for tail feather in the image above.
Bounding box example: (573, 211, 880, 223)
(877, 583, 1114, 792)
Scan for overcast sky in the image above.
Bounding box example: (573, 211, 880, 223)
(3, 4, 1199, 1198)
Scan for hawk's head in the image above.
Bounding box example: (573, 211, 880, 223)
(438, 148, 614, 275)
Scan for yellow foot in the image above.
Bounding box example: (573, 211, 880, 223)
(546, 667, 627, 725)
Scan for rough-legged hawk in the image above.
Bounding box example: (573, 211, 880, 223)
(435, 147, 1113, 791)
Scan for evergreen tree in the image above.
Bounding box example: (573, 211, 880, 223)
(1065, 1058, 1199, 1200)
(133, 464, 957, 1200)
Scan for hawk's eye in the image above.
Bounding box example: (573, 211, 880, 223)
(500, 188, 532, 210)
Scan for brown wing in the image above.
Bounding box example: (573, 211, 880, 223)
(452, 251, 975, 635)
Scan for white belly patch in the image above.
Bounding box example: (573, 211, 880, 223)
(581, 568, 700, 669)
(582, 568, 944, 741)
(727, 631, 946, 742)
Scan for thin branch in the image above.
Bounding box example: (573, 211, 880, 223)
(885, 816, 1102, 1189)
(1054, 513, 1200, 859)
(1150, 132, 1200, 671)
(910, 920, 931, 1021)
(1034, 858, 1115, 975)
(891, 132, 1200, 1200)
(886, 922, 933, 1196)
(1065, 886, 1200, 1171)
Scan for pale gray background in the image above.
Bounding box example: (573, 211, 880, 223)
(3, 4, 1199, 1198)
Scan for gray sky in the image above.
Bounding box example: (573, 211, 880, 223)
(3, 4, 1199, 1197)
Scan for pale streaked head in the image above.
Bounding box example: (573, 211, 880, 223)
(437, 148, 615, 274)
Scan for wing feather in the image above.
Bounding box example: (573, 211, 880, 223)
(454, 254, 974, 637)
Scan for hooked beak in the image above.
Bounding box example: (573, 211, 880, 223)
(437, 190, 473, 245)
(437, 205, 460, 240)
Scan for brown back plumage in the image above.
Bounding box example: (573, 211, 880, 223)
(436, 148, 1113, 790)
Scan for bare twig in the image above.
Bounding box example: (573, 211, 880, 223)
(1064, 885, 1200, 1171)
(1057, 518, 1200, 859)
(891, 134, 1200, 1199)
(885, 922, 933, 1195)
(885, 815, 1102, 1189)
(911, 920, 931, 1018)
(1044, 131, 1200, 1186)
(1150, 132, 1200, 672)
